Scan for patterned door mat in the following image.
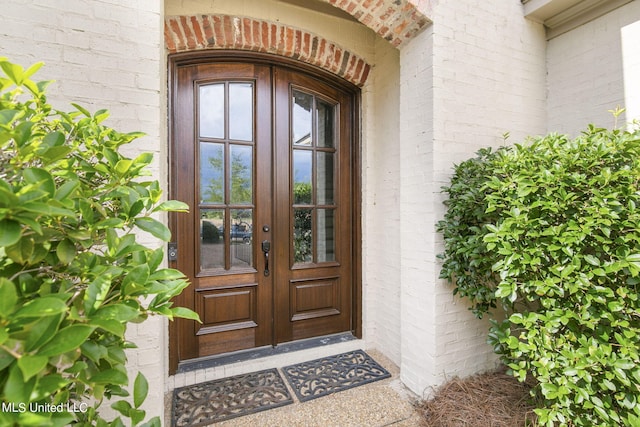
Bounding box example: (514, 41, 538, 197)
(282, 350, 391, 402)
(171, 350, 391, 425)
(172, 368, 293, 426)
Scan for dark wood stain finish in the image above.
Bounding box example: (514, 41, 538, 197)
(168, 51, 362, 374)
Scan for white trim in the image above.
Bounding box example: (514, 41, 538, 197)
(523, 0, 634, 38)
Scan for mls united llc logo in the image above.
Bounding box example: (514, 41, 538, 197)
(1, 401, 88, 413)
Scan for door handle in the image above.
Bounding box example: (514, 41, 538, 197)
(262, 240, 271, 276)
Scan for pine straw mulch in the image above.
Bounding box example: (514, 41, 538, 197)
(416, 368, 540, 427)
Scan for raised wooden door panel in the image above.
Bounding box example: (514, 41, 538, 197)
(171, 62, 273, 362)
(273, 68, 353, 343)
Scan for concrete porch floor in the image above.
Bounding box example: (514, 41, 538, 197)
(171, 349, 425, 427)
(218, 349, 423, 427)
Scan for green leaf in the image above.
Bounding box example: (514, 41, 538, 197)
(583, 254, 600, 266)
(71, 102, 92, 117)
(31, 374, 69, 401)
(17, 355, 49, 381)
(133, 372, 149, 408)
(25, 313, 63, 351)
(22, 61, 44, 80)
(23, 168, 55, 197)
(148, 268, 186, 281)
(122, 264, 150, 291)
(56, 239, 76, 265)
(14, 297, 68, 318)
(152, 200, 189, 213)
(111, 400, 132, 417)
(170, 307, 201, 322)
(0, 61, 24, 84)
(84, 275, 112, 314)
(38, 325, 95, 357)
(55, 180, 79, 201)
(90, 368, 128, 385)
(135, 217, 171, 241)
(5, 236, 34, 264)
(0, 278, 18, 318)
(42, 130, 65, 147)
(114, 159, 133, 175)
(0, 219, 21, 246)
(4, 364, 36, 403)
(90, 318, 125, 336)
(93, 303, 140, 323)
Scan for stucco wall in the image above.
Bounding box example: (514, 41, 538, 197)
(547, 1, 640, 135)
(0, 0, 167, 421)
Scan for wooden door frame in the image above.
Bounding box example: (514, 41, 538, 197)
(167, 51, 362, 375)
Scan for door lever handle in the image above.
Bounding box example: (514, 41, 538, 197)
(261, 240, 271, 276)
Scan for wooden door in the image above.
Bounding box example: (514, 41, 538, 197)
(169, 58, 356, 372)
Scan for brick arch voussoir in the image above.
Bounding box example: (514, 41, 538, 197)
(322, 0, 431, 47)
(165, 15, 371, 87)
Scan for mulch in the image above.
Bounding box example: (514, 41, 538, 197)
(417, 368, 539, 427)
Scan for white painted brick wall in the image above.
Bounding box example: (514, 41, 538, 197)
(547, 1, 640, 135)
(397, 0, 547, 396)
(622, 18, 640, 125)
(361, 36, 402, 365)
(0, 0, 166, 421)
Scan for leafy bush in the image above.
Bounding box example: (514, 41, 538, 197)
(0, 59, 197, 426)
(436, 146, 504, 317)
(438, 122, 640, 426)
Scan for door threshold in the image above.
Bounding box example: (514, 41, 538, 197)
(176, 332, 356, 374)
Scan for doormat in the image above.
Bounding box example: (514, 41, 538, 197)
(282, 350, 391, 402)
(172, 368, 293, 426)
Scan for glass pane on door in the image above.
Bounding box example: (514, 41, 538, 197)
(292, 90, 313, 146)
(317, 209, 335, 262)
(199, 84, 224, 139)
(200, 142, 224, 204)
(290, 89, 338, 265)
(201, 209, 225, 269)
(229, 83, 253, 141)
(317, 152, 334, 205)
(230, 144, 253, 205)
(231, 209, 253, 268)
(198, 81, 256, 273)
(294, 208, 313, 264)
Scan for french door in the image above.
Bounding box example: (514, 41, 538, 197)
(169, 56, 359, 371)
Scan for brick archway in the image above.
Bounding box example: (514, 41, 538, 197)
(164, 2, 430, 88)
(165, 15, 372, 87)
(322, 0, 431, 47)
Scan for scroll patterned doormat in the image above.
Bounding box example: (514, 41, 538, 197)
(282, 350, 391, 402)
(172, 368, 293, 426)
(172, 350, 390, 425)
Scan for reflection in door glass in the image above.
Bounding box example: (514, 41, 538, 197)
(200, 142, 224, 204)
(201, 209, 225, 270)
(229, 83, 254, 141)
(199, 84, 224, 139)
(230, 145, 253, 205)
(292, 90, 313, 146)
(317, 152, 334, 205)
(317, 209, 335, 262)
(294, 208, 313, 264)
(316, 99, 334, 148)
(293, 150, 312, 204)
(231, 209, 253, 268)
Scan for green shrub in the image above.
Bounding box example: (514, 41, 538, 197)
(438, 122, 640, 426)
(0, 59, 198, 426)
(436, 146, 505, 318)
